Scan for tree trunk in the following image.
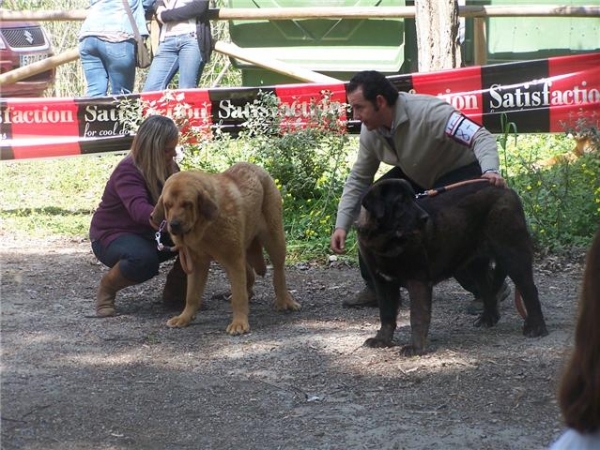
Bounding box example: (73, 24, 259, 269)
(414, 0, 461, 72)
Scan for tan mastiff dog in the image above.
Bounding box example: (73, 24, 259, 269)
(152, 162, 300, 334)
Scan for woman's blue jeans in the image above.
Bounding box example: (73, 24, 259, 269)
(92, 233, 176, 283)
(143, 33, 205, 91)
(79, 36, 137, 97)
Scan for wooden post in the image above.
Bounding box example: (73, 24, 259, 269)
(473, 17, 487, 66)
(214, 41, 340, 84)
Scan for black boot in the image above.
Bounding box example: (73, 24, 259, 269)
(466, 280, 511, 315)
(342, 287, 378, 308)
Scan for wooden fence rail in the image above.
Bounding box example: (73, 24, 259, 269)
(1, 5, 599, 21)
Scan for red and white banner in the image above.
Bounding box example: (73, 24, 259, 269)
(1, 52, 598, 160)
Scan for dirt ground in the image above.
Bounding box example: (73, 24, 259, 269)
(1, 236, 586, 450)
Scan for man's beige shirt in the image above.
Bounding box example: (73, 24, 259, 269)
(335, 92, 500, 231)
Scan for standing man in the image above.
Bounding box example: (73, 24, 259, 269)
(330, 70, 509, 308)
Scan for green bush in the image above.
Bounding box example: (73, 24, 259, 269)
(179, 90, 353, 261)
(498, 130, 600, 253)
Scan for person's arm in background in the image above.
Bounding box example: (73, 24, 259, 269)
(157, 0, 209, 23)
(142, 0, 157, 18)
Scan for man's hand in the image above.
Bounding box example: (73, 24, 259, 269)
(482, 171, 507, 188)
(330, 228, 347, 254)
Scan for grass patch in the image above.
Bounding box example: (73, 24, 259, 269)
(500, 134, 600, 253)
(0, 154, 124, 239)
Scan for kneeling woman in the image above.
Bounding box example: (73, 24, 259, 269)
(90, 115, 185, 316)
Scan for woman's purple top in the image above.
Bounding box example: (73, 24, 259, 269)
(89, 155, 156, 248)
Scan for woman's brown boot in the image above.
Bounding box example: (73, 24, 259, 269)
(162, 257, 187, 310)
(95, 262, 137, 317)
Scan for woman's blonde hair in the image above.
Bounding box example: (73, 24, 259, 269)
(130, 115, 179, 203)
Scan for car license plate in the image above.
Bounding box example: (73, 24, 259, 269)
(20, 53, 48, 67)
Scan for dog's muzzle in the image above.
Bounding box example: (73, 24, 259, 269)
(168, 220, 185, 235)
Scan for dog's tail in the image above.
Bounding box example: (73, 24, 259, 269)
(247, 237, 267, 277)
(492, 265, 527, 319)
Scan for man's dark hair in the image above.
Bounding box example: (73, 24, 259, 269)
(347, 70, 399, 107)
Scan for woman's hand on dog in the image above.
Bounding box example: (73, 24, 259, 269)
(331, 228, 347, 254)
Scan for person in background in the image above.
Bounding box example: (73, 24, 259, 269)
(79, 0, 156, 97)
(330, 70, 510, 310)
(90, 115, 186, 317)
(142, 0, 212, 92)
(549, 227, 600, 449)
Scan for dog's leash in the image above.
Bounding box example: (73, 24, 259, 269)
(155, 220, 194, 275)
(155, 220, 178, 252)
(415, 178, 490, 199)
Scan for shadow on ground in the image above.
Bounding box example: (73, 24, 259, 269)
(1, 238, 581, 450)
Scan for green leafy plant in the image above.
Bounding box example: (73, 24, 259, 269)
(498, 116, 600, 253)
(560, 109, 600, 150)
(239, 91, 352, 259)
(497, 112, 518, 182)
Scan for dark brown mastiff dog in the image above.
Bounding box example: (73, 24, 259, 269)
(356, 178, 548, 356)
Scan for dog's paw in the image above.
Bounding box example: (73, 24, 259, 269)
(226, 319, 250, 335)
(95, 306, 116, 317)
(399, 344, 425, 357)
(166, 315, 192, 328)
(473, 310, 500, 328)
(363, 337, 394, 348)
(275, 293, 301, 312)
(523, 317, 549, 337)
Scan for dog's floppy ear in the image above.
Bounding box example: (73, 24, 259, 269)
(394, 179, 429, 229)
(362, 179, 412, 221)
(197, 191, 218, 220)
(415, 204, 430, 229)
(397, 179, 416, 198)
(361, 187, 387, 220)
(151, 194, 165, 225)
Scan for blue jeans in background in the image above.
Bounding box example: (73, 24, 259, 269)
(79, 36, 137, 97)
(92, 233, 176, 283)
(143, 33, 204, 92)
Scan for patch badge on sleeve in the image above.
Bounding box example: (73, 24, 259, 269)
(445, 111, 481, 146)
